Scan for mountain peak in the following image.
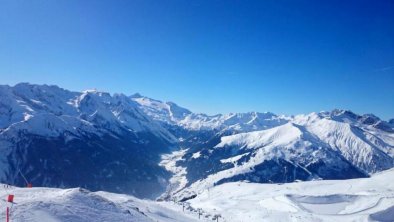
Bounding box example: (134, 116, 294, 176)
(215, 122, 302, 150)
(330, 109, 359, 119)
(83, 89, 98, 93)
(130, 92, 143, 98)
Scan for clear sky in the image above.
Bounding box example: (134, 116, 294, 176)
(1, 0, 393, 119)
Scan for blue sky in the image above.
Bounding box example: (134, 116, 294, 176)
(1, 0, 393, 119)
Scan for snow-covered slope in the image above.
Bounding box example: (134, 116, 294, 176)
(2, 169, 392, 222)
(0, 185, 204, 222)
(187, 168, 394, 222)
(131, 95, 192, 125)
(293, 111, 394, 173)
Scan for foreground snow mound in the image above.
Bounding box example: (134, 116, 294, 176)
(0, 186, 202, 222)
(187, 168, 394, 222)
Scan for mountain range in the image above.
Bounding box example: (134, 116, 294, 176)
(0, 83, 393, 200)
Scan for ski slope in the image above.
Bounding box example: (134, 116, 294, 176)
(1, 169, 393, 221)
(0, 185, 205, 222)
(187, 168, 394, 222)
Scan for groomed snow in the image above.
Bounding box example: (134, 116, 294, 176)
(0, 186, 206, 222)
(187, 168, 394, 222)
(1, 170, 393, 221)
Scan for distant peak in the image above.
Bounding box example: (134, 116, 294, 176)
(165, 101, 192, 117)
(165, 101, 177, 106)
(14, 82, 62, 89)
(11, 83, 72, 96)
(256, 111, 277, 117)
(361, 113, 379, 119)
(359, 114, 380, 124)
(330, 109, 359, 119)
(14, 82, 32, 87)
(82, 89, 99, 93)
(130, 93, 143, 98)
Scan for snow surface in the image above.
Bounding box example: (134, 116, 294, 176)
(215, 122, 303, 150)
(187, 168, 394, 222)
(1, 169, 393, 222)
(220, 153, 249, 164)
(0, 185, 205, 222)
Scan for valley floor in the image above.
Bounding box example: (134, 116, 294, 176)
(1, 169, 394, 221)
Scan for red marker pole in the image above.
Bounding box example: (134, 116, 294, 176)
(6, 207, 9, 222)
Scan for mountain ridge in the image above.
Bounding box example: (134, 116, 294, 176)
(0, 83, 393, 200)
(0, 83, 178, 198)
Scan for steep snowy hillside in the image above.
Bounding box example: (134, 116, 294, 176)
(131, 94, 192, 125)
(187, 168, 394, 222)
(164, 111, 393, 199)
(293, 111, 394, 173)
(0, 185, 204, 222)
(0, 83, 177, 198)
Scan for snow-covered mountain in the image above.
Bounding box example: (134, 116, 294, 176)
(292, 111, 394, 173)
(0, 83, 177, 198)
(132, 94, 289, 133)
(130, 94, 394, 199)
(132, 95, 292, 156)
(158, 110, 394, 199)
(1, 83, 393, 202)
(0, 83, 175, 140)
